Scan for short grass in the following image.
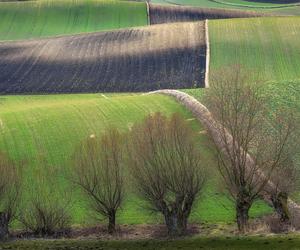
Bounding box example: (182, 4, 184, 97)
(0, 94, 271, 228)
(209, 17, 300, 82)
(0, 0, 148, 41)
(1, 235, 300, 249)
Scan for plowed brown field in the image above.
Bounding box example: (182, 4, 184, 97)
(0, 22, 206, 93)
(149, 4, 266, 24)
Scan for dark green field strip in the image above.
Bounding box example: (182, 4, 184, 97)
(0, 0, 148, 41)
(0, 22, 206, 93)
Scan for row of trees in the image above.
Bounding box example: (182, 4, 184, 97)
(0, 68, 298, 239)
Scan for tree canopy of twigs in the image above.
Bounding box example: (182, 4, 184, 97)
(19, 165, 71, 237)
(73, 128, 124, 234)
(127, 112, 206, 236)
(0, 152, 21, 240)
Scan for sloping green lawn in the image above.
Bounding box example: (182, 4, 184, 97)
(0, 0, 148, 41)
(0, 94, 271, 227)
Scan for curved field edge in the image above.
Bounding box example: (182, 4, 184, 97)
(0, 94, 271, 228)
(0, 0, 148, 41)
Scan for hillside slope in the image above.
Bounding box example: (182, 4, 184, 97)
(0, 0, 147, 41)
(0, 93, 271, 226)
(0, 22, 206, 93)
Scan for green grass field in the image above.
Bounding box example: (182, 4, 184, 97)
(0, 94, 271, 228)
(0, 0, 148, 41)
(209, 17, 300, 82)
(1, 235, 300, 249)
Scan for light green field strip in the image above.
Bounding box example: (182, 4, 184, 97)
(209, 17, 300, 82)
(0, 94, 271, 227)
(0, 0, 148, 41)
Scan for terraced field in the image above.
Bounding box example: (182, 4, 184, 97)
(0, 94, 271, 226)
(209, 17, 300, 82)
(0, 0, 147, 41)
(0, 22, 206, 93)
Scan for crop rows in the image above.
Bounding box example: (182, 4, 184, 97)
(0, 21, 206, 93)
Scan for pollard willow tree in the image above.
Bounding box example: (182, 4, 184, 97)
(128, 112, 206, 236)
(0, 152, 21, 240)
(204, 66, 295, 233)
(73, 128, 124, 234)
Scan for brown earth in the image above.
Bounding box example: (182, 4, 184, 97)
(149, 4, 267, 25)
(0, 22, 206, 94)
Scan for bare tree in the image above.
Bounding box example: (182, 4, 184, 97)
(204, 66, 294, 233)
(265, 116, 300, 224)
(0, 152, 21, 240)
(19, 166, 71, 236)
(73, 128, 124, 234)
(127, 112, 206, 236)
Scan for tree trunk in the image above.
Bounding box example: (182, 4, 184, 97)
(271, 192, 290, 223)
(164, 212, 187, 236)
(236, 198, 251, 233)
(0, 212, 9, 240)
(107, 211, 116, 234)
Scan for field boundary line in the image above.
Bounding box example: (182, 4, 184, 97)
(149, 89, 300, 221)
(146, 1, 151, 25)
(205, 19, 210, 88)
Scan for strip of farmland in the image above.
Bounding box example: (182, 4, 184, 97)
(149, 4, 266, 24)
(0, 22, 206, 93)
